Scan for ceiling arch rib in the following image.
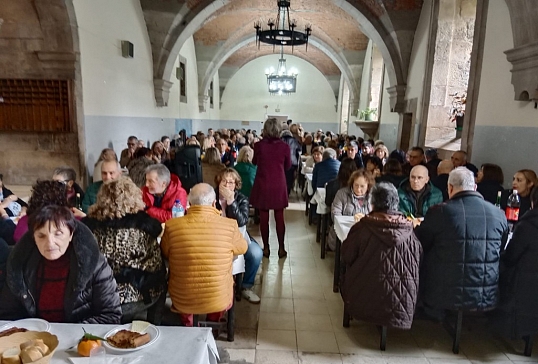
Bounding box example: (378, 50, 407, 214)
(140, 0, 424, 112)
(196, 34, 361, 113)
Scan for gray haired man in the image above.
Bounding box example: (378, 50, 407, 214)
(416, 167, 508, 320)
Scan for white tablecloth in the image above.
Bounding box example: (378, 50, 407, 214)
(313, 188, 328, 214)
(333, 215, 356, 242)
(305, 173, 313, 195)
(0, 322, 218, 364)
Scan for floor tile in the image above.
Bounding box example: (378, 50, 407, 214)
(295, 313, 334, 332)
(297, 330, 340, 353)
(258, 312, 296, 330)
(260, 297, 294, 313)
(298, 352, 344, 363)
(341, 354, 386, 364)
(256, 329, 298, 351)
(292, 285, 326, 300)
(218, 328, 257, 349)
(294, 298, 329, 315)
(254, 350, 299, 364)
(224, 348, 256, 363)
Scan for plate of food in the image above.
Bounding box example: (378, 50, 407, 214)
(0, 319, 51, 336)
(103, 321, 159, 354)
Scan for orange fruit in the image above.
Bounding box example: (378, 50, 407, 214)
(77, 339, 101, 357)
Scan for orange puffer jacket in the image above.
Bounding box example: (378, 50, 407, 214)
(161, 205, 248, 314)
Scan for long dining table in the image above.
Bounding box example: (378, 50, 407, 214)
(0, 321, 219, 364)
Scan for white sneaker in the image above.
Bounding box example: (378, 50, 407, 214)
(242, 289, 261, 304)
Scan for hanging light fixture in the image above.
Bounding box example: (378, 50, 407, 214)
(254, 0, 312, 52)
(265, 46, 298, 95)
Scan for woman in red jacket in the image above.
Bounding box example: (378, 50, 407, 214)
(250, 118, 291, 258)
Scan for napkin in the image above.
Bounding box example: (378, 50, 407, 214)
(68, 356, 143, 364)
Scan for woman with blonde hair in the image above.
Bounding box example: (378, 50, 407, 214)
(202, 147, 226, 188)
(234, 146, 257, 198)
(151, 141, 168, 163)
(501, 169, 538, 219)
(374, 144, 389, 166)
(82, 177, 166, 324)
(93, 148, 118, 182)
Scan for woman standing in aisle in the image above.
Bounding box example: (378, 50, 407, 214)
(250, 118, 291, 258)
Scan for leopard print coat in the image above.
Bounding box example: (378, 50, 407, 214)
(82, 212, 165, 305)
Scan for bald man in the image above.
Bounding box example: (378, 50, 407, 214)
(451, 150, 478, 177)
(398, 165, 443, 218)
(431, 160, 454, 201)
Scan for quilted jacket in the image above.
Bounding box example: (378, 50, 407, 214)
(0, 221, 121, 324)
(341, 211, 422, 329)
(161, 205, 248, 314)
(415, 191, 508, 311)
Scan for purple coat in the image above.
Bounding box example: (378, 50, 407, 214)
(250, 137, 291, 210)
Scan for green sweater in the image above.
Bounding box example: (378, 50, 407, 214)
(82, 181, 103, 213)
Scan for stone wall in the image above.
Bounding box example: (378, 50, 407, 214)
(0, 0, 81, 186)
(424, 0, 476, 146)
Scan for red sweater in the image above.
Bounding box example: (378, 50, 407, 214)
(36, 254, 70, 322)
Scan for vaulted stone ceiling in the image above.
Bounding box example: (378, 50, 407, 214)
(140, 0, 423, 112)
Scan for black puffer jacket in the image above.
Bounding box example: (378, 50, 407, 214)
(416, 191, 508, 310)
(215, 190, 249, 228)
(341, 211, 422, 329)
(492, 208, 538, 338)
(0, 221, 121, 324)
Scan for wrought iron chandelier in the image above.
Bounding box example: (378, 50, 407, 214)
(254, 0, 312, 52)
(265, 46, 297, 95)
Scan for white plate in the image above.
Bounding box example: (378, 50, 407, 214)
(0, 318, 51, 332)
(102, 323, 160, 354)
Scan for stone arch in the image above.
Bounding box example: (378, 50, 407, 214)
(197, 35, 359, 112)
(143, 0, 418, 111)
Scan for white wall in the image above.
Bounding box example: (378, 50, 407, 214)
(471, 0, 538, 183)
(220, 54, 338, 124)
(178, 37, 221, 120)
(73, 0, 180, 118)
(474, 2, 535, 128)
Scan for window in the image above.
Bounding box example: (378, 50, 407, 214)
(0, 79, 73, 132)
(178, 56, 187, 103)
(209, 81, 214, 109)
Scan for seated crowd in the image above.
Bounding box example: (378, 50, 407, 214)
(0, 122, 537, 353)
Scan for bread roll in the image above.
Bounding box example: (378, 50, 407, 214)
(33, 341, 49, 356)
(20, 347, 43, 364)
(18, 341, 34, 351)
(1, 347, 21, 364)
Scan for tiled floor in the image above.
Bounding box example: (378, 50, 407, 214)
(216, 194, 538, 364)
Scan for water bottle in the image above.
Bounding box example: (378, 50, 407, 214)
(494, 191, 502, 208)
(171, 199, 184, 218)
(505, 189, 520, 230)
(75, 193, 82, 211)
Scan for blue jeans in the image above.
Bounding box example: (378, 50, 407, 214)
(243, 239, 263, 288)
